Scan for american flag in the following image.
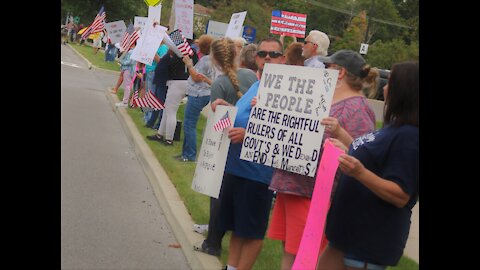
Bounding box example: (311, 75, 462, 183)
(81, 6, 106, 40)
(213, 111, 232, 132)
(270, 10, 307, 38)
(132, 89, 165, 110)
(168, 29, 194, 57)
(120, 23, 140, 52)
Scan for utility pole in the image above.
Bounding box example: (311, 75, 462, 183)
(364, 0, 375, 44)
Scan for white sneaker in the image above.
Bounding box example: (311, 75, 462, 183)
(193, 224, 208, 234)
(115, 102, 128, 107)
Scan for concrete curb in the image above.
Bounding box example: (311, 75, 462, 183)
(67, 43, 121, 75)
(105, 91, 222, 270)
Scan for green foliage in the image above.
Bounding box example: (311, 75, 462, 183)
(331, 11, 368, 52)
(365, 39, 419, 69)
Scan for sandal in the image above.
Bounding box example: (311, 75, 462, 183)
(146, 134, 164, 142)
(163, 139, 173, 146)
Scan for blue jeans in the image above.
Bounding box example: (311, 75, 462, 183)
(143, 71, 156, 124)
(145, 84, 168, 129)
(182, 95, 210, 160)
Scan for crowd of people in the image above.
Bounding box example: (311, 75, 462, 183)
(80, 21, 418, 270)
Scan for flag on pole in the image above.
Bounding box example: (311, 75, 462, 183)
(213, 111, 232, 132)
(120, 23, 140, 52)
(168, 29, 194, 57)
(132, 89, 165, 110)
(81, 6, 106, 40)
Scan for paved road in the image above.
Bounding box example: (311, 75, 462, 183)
(61, 44, 191, 270)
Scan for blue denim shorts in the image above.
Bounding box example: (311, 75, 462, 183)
(344, 257, 387, 270)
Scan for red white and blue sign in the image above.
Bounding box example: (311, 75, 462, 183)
(270, 10, 307, 38)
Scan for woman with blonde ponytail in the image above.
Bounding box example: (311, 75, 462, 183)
(209, 37, 258, 107)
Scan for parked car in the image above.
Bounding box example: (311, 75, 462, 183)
(374, 69, 390, 101)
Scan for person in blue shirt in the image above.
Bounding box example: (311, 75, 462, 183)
(211, 37, 286, 270)
(317, 61, 419, 270)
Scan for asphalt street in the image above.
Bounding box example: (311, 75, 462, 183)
(61, 44, 191, 270)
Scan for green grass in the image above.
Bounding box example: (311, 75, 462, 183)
(72, 45, 418, 270)
(69, 43, 121, 71)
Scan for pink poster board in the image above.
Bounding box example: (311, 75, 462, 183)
(292, 139, 344, 270)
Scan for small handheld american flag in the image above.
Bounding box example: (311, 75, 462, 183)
(81, 6, 106, 40)
(168, 29, 194, 57)
(213, 111, 232, 132)
(120, 23, 140, 52)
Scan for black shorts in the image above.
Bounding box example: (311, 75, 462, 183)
(219, 173, 274, 239)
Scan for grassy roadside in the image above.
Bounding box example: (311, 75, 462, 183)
(71, 45, 418, 270)
(69, 43, 121, 71)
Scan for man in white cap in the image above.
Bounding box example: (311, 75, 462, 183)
(302, 30, 330, 68)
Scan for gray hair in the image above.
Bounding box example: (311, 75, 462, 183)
(308, 30, 330, 56)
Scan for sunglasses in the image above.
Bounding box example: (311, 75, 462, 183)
(257, 51, 283, 58)
(304, 40, 316, 45)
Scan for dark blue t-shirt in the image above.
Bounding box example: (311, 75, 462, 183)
(326, 124, 419, 266)
(153, 53, 172, 89)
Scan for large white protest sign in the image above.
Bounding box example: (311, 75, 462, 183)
(225, 11, 247, 38)
(240, 64, 339, 177)
(130, 24, 167, 65)
(174, 0, 194, 39)
(205, 20, 229, 39)
(105, 20, 126, 44)
(148, 4, 162, 24)
(191, 105, 237, 198)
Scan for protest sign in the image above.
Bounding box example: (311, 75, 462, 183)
(130, 24, 167, 65)
(105, 20, 126, 44)
(174, 0, 194, 39)
(225, 11, 247, 38)
(191, 105, 237, 199)
(205, 20, 229, 39)
(240, 63, 338, 177)
(292, 139, 344, 270)
(134, 16, 149, 34)
(148, 4, 162, 24)
(270, 10, 307, 38)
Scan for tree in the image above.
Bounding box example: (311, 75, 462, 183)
(354, 0, 405, 44)
(61, 0, 148, 26)
(331, 10, 368, 53)
(365, 39, 419, 69)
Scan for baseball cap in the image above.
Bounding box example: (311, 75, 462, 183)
(318, 49, 368, 78)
